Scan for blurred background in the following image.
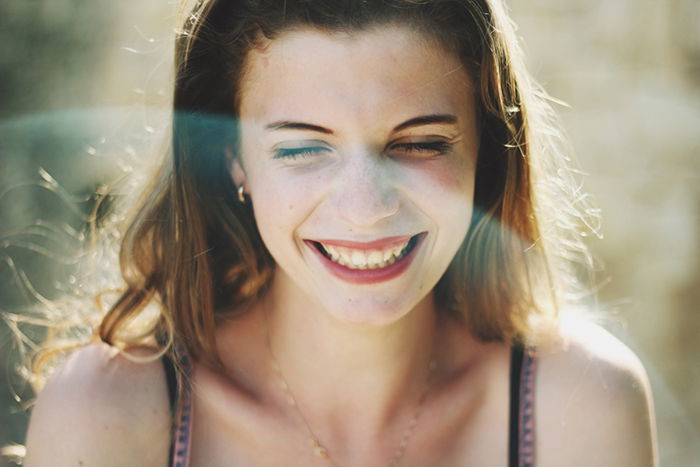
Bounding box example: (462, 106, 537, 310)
(0, 0, 698, 465)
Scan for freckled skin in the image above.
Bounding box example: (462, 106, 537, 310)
(234, 26, 478, 325)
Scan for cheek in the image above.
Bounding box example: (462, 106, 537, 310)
(250, 181, 295, 233)
(253, 171, 326, 211)
(248, 172, 324, 246)
(409, 157, 476, 245)
(405, 155, 476, 206)
(249, 191, 296, 266)
(432, 162, 474, 195)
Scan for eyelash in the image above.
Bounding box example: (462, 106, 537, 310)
(272, 141, 452, 161)
(273, 147, 329, 159)
(388, 141, 452, 156)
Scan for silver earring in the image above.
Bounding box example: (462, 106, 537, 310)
(237, 183, 246, 203)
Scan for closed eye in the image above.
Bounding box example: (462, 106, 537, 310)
(387, 141, 452, 158)
(273, 146, 332, 160)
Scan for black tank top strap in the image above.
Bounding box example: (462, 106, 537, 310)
(508, 343, 525, 466)
(508, 342, 537, 467)
(162, 351, 178, 411)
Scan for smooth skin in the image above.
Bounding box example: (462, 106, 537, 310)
(24, 26, 657, 467)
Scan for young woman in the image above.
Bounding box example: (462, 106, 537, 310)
(23, 0, 657, 466)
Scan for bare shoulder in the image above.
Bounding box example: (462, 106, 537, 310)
(535, 316, 658, 467)
(24, 342, 171, 467)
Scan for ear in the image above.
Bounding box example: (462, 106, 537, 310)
(228, 149, 246, 187)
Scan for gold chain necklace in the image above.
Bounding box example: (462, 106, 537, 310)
(263, 310, 436, 467)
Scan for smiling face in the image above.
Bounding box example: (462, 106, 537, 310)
(235, 26, 479, 325)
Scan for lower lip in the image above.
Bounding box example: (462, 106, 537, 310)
(305, 233, 426, 285)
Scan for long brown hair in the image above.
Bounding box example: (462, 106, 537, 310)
(41, 0, 598, 374)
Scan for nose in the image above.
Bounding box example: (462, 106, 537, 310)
(331, 147, 400, 227)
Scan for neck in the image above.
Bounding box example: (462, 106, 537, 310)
(262, 272, 440, 436)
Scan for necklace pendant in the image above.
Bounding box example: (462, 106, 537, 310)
(314, 446, 328, 458)
(310, 438, 328, 458)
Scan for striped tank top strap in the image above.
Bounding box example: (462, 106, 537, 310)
(517, 346, 537, 466)
(170, 341, 194, 467)
(508, 343, 537, 467)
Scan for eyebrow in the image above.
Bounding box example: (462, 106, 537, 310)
(264, 114, 458, 135)
(391, 114, 458, 132)
(264, 121, 334, 134)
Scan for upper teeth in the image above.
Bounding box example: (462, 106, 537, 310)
(320, 241, 410, 270)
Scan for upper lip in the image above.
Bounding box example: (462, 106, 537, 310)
(307, 234, 421, 250)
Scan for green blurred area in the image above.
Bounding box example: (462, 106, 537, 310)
(1, 0, 698, 465)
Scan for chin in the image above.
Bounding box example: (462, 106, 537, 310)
(320, 297, 417, 328)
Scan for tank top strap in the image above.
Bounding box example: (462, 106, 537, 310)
(162, 341, 194, 467)
(508, 342, 537, 467)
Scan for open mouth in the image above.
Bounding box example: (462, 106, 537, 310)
(310, 233, 423, 271)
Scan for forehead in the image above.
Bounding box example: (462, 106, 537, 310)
(239, 26, 474, 130)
